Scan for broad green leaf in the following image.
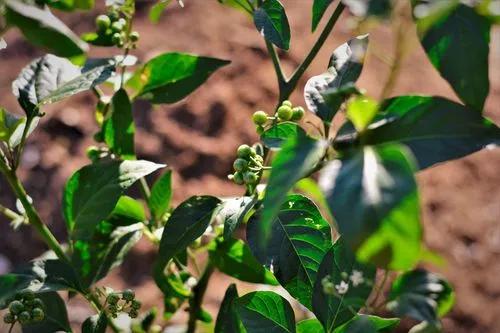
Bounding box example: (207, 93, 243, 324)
(22, 292, 71, 333)
(82, 314, 107, 333)
(319, 144, 422, 270)
(63, 159, 164, 240)
(4, 0, 88, 58)
(0, 108, 39, 148)
(418, 4, 491, 111)
(387, 269, 455, 325)
(154, 196, 221, 290)
(235, 291, 296, 333)
(215, 284, 244, 333)
(217, 196, 257, 240)
(341, 0, 392, 18)
(297, 319, 325, 333)
(346, 96, 378, 132)
(149, 0, 173, 23)
(208, 238, 278, 285)
(108, 195, 146, 226)
(312, 0, 334, 32)
(104, 89, 135, 160)
(149, 170, 173, 221)
(46, 0, 94, 11)
(333, 315, 400, 333)
(253, 0, 290, 50)
(334, 96, 500, 170)
(248, 195, 331, 310)
(218, 0, 253, 15)
(130, 52, 230, 104)
(261, 122, 306, 149)
(335, 316, 376, 333)
(304, 35, 368, 124)
(255, 132, 327, 258)
(312, 239, 376, 333)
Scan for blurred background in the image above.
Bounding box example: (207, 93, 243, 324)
(0, 1, 499, 332)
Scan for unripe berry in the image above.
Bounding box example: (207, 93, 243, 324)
(237, 144, 252, 158)
(282, 100, 292, 108)
(33, 298, 43, 308)
(129, 309, 138, 318)
(233, 172, 244, 185)
(111, 32, 123, 45)
(18, 311, 31, 324)
(117, 18, 127, 26)
(111, 21, 124, 33)
(3, 313, 15, 324)
(291, 106, 305, 121)
(108, 305, 118, 313)
(129, 31, 140, 42)
(9, 300, 24, 315)
(233, 158, 248, 172)
(243, 172, 258, 184)
(19, 290, 35, 301)
(31, 308, 44, 322)
(122, 289, 135, 302)
(252, 110, 268, 125)
(108, 11, 119, 21)
(95, 15, 111, 31)
(277, 105, 293, 121)
(131, 300, 141, 310)
(256, 125, 264, 135)
(107, 293, 120, 305)
(150, 325, 162, 333)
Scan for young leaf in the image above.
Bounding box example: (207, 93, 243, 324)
(312, 239, 376, 332)
(108, 195, 146, 226)
(149, 170, 173, 221)
(215, 284, 244, 333)
(0, 108, 39, 148)
(4, 0, 88, 58)
(334, 96, 500, 169)
(312, 0, 334, 32)
(261, 122, 306, 149)
(247, 195, 331, 309)
(333, 315, 400, 333)
(418, 4, 491, 111)
(82, 314, 108, 333)
(129, 52, 230, 104)
(319, 144, 422, 270)
(304, 35, 369, 124)
(253, 0, 291, 50)
(22, 292, 71, 333)
(104, 89, 135, 160)
(297, 319, 325, 333)
(234, 291, 296, 333)
(346, 96, 378, 132)
(387, 269, 455, 325)
(208, 238, 278, 285)
(63, 159, 164, 240)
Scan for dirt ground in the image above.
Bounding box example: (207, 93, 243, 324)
(1, 1, 500, 332)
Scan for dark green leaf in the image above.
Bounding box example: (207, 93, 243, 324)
(319, 144, 422, 270)
(334, 96, 500, 169)
(297, 319, 325, 333)
(215, 284, 244, 333)
(261, 122, 306, 149)
(418, 4, 491, 111)
(208, 238, 278, 285)
(312, 0, 333, 32)
(217, 196, 256, 240)
(333, 315, 400, 333)
(82, 314, 107, 333)
(312, 239, 376, 332)
(4, 0, 88, 58)
(130, 52, 230, 104)
(248, 195, 331, 309)
(253, 0, 290, 50)
(304, 35, 368, 124)
(341, 0, 392, 18)
(149, 170, 173, 221)
(63, 159, 164, 240)
(22, 292, 71, 333)
(0, 108, 39, 148)
(104, 89, 135, 160)
(235, 291, 296, 333)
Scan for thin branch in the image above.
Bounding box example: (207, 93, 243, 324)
(186, 264, 214, 333)
(265, 39, 286, 93)
(0, 203, 22, 221)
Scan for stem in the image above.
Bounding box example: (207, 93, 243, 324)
(139, 177, 151, 201)
(186, 264, 214, 333)
(8, 323, 15, 333)
(0, 203, 22, 221)
(13, 115, 35, 170)
(265, 39, 286, 93)
(88, 293, 121, 333)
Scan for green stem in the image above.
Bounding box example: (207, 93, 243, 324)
(0, 203, 22, 221)
(265, 39, 287, 95)
(13, 115, 35, 170)
(88, 293, 121, 333)
(186, 264, 215, 333)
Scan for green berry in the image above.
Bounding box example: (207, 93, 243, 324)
(3, 313, 15, 324)
(31, 308, 44, 322)
(282, 100, 292, 108)
(129, 309, 138, 319)
(107, 293, 120, 305)
(131, 300, 141, 310)
(111, 21, 124, 32)
(129, 31, 140, 42)
(237, 144, 252, 158)
(256, 125, 264, 135)
(19, 290, 35, 301)
(108, 11, 119, 21)
(277, 105, 293, 121)
(9, 300, 24, 315)
(111, 32, 122, 44)
(122, 289, 135, 302)
(117, 18, 127, 26)
(291, 106, 305, 121)
(232, 172, 244, 185)
(18, 311, 31, 324)
(243, 172, 258, 184)
(32, 298, 43, 308)
(252, 110, 268, 125)
(108, 305, 118, 313)
(95, 15, 111, 31)
(233, 158, 248, 172)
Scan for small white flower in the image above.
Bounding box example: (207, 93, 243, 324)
(186, 277, 197, 288)
(335, 281, 349, 295)
(349, 270, 364, 287)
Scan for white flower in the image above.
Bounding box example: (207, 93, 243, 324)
(349, 270, 364, 287)
(186, 277, 197, 288)
(335, 281, 349, 295)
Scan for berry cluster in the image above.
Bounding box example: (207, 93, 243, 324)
(3, 290, 45, 326)
(94, 12, 139, 48)
(106, 289, 141, 319)
(252, 100, 305, 134)
(228, 144, 264, 187)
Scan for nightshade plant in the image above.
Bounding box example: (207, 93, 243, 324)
(0, 0, 499, 332)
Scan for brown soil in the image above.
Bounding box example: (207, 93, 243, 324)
(1, 1, 500, 332)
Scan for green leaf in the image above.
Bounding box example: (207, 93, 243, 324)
(0, 108, 39, 148)
(149, 170, 173, 221)
(387, 269, 455, 325)
(247, 195, 331, 309)
(346, 96, 378, 132)
(255, 132, 327, 259)
(104, 89, 135, 160)
(215, 284, 244, 333)
(235, 291, 296, 333)
(333, 315, 400, 333)
(108, 195, 146, 226)
(22, 292, 71, 333)
(46, 0, 95, 11)
(312, 0, 333, 32)
(82, 314, 108, 333)
(319, 144, 422, 270)
(312, 239, 376, 333)
(63, 159, 164, 240)
(208, 238, 278, 285)
(218, 0, 253, 15)
(149, 0, 173, 23)
(261, 122, 306, 149)
(218, 196, 257, 240)
(154, 196, 221, 289)
(253, 0, 291, 50)
(334, 96, 500, 170)
(304, 35, 369, 124)
(130, 52, 230, 104)
(418, 4, 491, 111)
(297, 319, 325, 333)
(4, 0, 88, 58)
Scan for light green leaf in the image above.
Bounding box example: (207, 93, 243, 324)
(218, 0, 253, 15)
(261, 122, 306, 149)
(149, 170, 173, 221)
(46, 0, 95, 11)
(312, 0, 334, 32)
(149, 0, 173, 23)
(346, 96, 378, 132)
(104, 89, 135, 160)
(297, 319, 325, 333)
(253, 0, 290, 50)
(107, 195, 146, 226)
